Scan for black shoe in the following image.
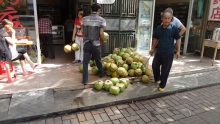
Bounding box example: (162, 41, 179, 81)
(82, 81, 88, 85)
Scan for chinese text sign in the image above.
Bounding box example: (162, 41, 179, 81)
(209, 0, 220, 21)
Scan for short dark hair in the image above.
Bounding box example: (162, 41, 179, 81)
(91, 3, 101, 12)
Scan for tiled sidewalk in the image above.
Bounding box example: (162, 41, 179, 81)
(27, 84, 220, 124)
(0, 70, 220, 123)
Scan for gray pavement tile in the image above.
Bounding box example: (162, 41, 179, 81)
(136, 83, 159, 97)
(198, 111, 220, 124)
(54, 89, 84, 109)
(179, 115, 208, 124)
(83, 88, 116, 106)
(7, 106, 35, 119)
(0, 98, 10, 113)
(147, 120, 163, 124)
(11, 89, 54, 104)
(0, 112, 9, 121)
(115, 83, 141, 101)
(169, 76, 199, 88)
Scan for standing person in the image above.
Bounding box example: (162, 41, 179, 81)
(72, 9, 84, 64)
(163, 7, 186, 53)
(81, 3, 106, 84)
(164, 8, 186, 36)
(38, 14, 55, 59)
(149, 10, 181, 92)
(65, 14, 74, 44)
(2, 19, 38, 75)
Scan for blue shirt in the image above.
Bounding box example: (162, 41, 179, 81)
(81, 14, 106, 46)
(153, 24, 181, 55)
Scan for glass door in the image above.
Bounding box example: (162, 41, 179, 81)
(185, 0, 207, 54)
(136, 0, 155, 55)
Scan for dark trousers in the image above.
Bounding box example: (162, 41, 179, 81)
(39, 34, 55, 59)
(152, 53, 174, 88)
(12, 48, 26, 61)
(83, 41, 103, 83)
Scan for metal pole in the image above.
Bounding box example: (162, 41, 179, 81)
(33, 0, 41, 64)
(183, 0, 194, 55)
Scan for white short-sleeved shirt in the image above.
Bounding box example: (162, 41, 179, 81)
(171, 17, 183, 29)
(171, 17, 183, 43)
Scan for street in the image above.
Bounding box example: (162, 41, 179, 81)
(25, 84, 220, 124)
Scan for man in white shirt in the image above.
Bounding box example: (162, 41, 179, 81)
(163, 7, 186, 53)
(164, 7, 186, 37)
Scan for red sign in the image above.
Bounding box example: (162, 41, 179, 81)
(0, 0, 21, 28)
(209, 0, 220, 21)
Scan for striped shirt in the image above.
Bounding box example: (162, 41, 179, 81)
(38, 18, 52, 34)
(81, 13, 106, 46)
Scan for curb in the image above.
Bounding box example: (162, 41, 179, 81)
(0, 67, 217, 99)
(1, 70, 220, 124)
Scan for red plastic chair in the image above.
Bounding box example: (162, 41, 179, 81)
(0, 61, 16, 83)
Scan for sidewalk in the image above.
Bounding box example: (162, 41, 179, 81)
(0, 54, 220, 123)
(0, 55, 219, 97)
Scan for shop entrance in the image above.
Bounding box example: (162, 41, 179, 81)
(36, 0, 92, 63)
(154, 0, 208, 55)
(154, 0, 190, 54)
(183, 0, 208, 55)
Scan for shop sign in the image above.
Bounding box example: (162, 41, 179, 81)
(208, 0, 220, 21)
(97, 0, 115, 4)
(0, 0, 21, 28)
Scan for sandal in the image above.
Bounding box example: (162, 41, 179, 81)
(23, 71, 34, 76)
(32, 64, 39, 70)
(72, 60, 80, 64)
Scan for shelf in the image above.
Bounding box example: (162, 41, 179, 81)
(52, 25, 65, 44)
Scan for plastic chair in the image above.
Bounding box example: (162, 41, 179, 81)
(0, 61, 16, 83)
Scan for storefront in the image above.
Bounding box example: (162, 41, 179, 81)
(1, 0, 218, 64)
(0, 0, 40, 62)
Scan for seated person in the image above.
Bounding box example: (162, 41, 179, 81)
(1, 19, 38, 75)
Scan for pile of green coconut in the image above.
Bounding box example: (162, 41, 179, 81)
(79, 47, 153, 95)
(93, 78, 130, 95)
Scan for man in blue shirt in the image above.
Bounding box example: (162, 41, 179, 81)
(81, 3, 106, 84)
(149, 10, 181, 92)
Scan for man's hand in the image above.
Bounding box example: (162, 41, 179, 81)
(149, 49, 154, 56)
(175, 51, 180, 59)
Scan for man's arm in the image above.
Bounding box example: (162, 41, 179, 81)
(179, 25, 186, 36)
(100, 28, 104, 44)
(175, 38, 181, 59)
(149, 38, 158, 56)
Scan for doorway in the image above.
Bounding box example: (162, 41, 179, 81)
(36, 0, 92, 63)
(154, 0, 189, 54)
(183, 0, 208, 55)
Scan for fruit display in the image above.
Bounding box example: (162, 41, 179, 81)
(101, 47, 152, 84)
(64, 44, 72, 53)
(93, 77, 130, 95)
(88, 47, 153, 94)
(72, 43, 80, 51)
(94, 80, 104, 91)
(104, 32, 109, 42)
